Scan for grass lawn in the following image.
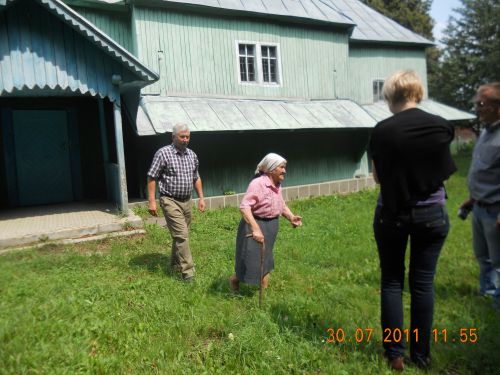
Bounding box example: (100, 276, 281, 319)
(1, 151, 499, 374)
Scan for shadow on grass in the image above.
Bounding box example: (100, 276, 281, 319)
(129, 252, 172, 276)
(268, 303, 330, 342)
(207, 276, 259, 300)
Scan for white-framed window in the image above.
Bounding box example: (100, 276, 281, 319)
(236, 41, 282, 86)
(373, 79, 385, 102)
(238, 44, 256, 83)
(261, 45, 278, 83)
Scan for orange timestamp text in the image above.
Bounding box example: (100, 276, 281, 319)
(432, 328, 478, 343)
(325, 328, 478, 344)
(326, 328, 374, 344)
(326, 328, 419, 344)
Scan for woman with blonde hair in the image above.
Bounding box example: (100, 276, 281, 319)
(369, 71, 456, 371)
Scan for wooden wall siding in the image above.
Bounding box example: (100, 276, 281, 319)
(344, 47, 427, 105)
(126, 129, 370, 198)
(73, 7, 132, 52)
(0, 0, 136, 101)
(133, 7, 349, 99)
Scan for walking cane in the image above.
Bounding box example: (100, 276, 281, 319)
(258, 240, 265, 308)
(246, 233, 265, 308)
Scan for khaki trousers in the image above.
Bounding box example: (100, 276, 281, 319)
(159, 196, 194, 279)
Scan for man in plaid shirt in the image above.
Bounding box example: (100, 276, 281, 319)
(147, 123, 206, 282)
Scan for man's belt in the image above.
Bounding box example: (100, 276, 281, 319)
(161, 194, 191, 203)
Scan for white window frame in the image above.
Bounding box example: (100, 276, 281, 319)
(373, 79, 385, 102)
(237, 43, 257, 84)
(235, 41, 282, 87)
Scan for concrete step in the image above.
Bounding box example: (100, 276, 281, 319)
(0, 205, 144, 251)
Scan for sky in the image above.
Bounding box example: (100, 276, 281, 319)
(430, 0, 462, 43)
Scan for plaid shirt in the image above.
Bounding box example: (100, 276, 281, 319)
(147, 144, 200, 200)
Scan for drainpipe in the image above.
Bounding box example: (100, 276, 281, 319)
(111, 74, 129, 213)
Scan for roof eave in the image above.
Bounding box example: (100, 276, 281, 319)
(349, 38, 435, 48)
(39, 0, 158, 83)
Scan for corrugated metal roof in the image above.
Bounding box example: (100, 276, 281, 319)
(119, 0, 431, 45)
(363, 100, 476, 122)
(0, 0, 158, 100)
(152, 0, 355, 27)
(133, 96, 377, 135)
(328, 0, 432, 45)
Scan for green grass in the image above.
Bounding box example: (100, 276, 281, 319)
(1, 151, 499, 374)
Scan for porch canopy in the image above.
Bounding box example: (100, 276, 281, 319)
(130, 96, 378, 135)
(0, 0, 158, 101)
(363, 100, 476, 122)
(0, 0, 158, 211)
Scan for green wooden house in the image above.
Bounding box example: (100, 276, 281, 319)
(0, 0, 474, 211)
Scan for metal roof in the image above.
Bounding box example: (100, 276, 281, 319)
(327, 0, 432, 45)
(363, 100, 476, 122)
(132, 96, 377, 135)
(0, 0, 158, 100)
(166, 0, 354, 26)
(68, 0, 432, 46)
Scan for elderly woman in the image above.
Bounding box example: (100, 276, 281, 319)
(229, 153, 302, 291)
(369, 71, 456, 371)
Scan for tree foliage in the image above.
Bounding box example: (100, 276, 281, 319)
(432, 0, 500, 110)
(360, 0, 434, 39)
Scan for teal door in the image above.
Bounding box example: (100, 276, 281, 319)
(12, 110, 74, 206)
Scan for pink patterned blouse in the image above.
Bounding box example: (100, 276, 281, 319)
(239, 175, 285, 218)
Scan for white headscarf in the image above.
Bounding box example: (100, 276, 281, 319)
(254, 153, 287, 175)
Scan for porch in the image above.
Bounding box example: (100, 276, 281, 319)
(0, 201, 143, 251)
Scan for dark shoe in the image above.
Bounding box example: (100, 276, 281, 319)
(183, 276, 195, 283)
(389, 357, 404, 371)
(410, 356, 430, 370)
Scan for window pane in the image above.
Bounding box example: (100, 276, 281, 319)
(262, 59, 269, 82)
(239, 44, 245, 55)
(269, 46, 276, 58)
(261, 46, 268, 58)
(373, 80, 384, 102)
(247, 57, 255, 82)
(240, 57, 247, 81)
(269, 60, 277, 82)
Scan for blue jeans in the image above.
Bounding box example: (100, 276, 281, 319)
(472, 203, 500, 299)
(373, 204, 450, 363)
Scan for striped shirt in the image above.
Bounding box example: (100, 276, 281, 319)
(147, 144, 199, 200)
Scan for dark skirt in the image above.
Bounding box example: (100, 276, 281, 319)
(234, 217, 279, 285)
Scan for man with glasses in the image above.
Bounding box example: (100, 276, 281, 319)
(460, 82, 500, 308)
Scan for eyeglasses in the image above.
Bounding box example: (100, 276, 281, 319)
(474, 100, 500, 108)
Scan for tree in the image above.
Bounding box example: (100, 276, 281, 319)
(360, 0, 434, 39)
(432, 0, 500, 111)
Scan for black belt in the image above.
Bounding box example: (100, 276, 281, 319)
(161, 194, 191, 203)
(254, 215, 279, 221)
